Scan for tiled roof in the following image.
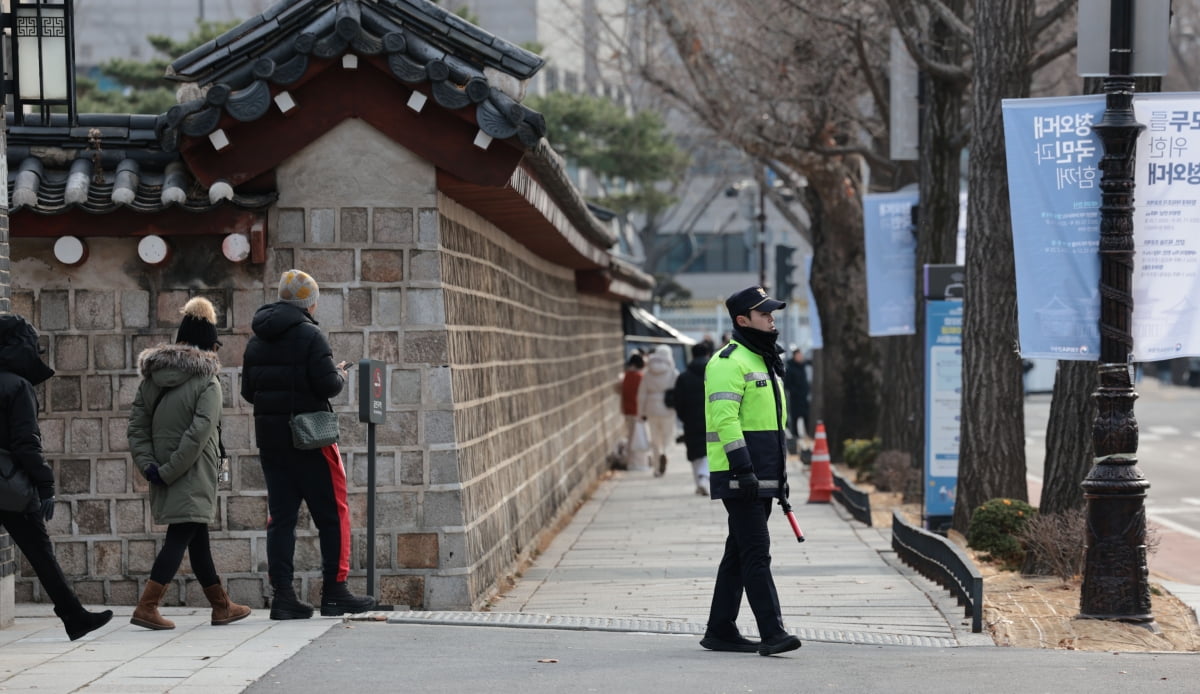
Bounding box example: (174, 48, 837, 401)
(159, 0, 548, 150)
(5, 113, 276, 215)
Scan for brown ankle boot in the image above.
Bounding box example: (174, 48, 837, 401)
(203, 583, 251, 625)
(131, 580, 175, 630)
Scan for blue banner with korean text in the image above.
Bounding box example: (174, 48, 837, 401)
(1132, 94, 1200, 360)
(1002, 95, 1104, 360)
(864, 191, 919, 336)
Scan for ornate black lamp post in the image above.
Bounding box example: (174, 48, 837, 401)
(1079, 0, 1153, 627)
(5, 0, 77, 126)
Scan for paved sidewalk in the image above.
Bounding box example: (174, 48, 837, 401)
(477, 443, 990, 647)
(0, 605, 338, 693)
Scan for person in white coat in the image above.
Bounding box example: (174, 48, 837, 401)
(637, 345, 680, 477)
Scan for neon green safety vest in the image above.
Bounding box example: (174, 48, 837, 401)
(705, 339, 787, 499)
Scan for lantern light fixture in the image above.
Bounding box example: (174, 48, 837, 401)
(4, 0, 78, 126)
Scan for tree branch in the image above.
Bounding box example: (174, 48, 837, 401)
(1029, 34, 1077, 73)
(1032, 0, 1075, 39)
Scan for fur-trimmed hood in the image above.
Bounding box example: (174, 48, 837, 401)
(137, 343, 221, 388)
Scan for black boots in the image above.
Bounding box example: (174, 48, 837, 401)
(320, 581, 376, 616)
(55, 606, 114, 641)
(700, 632, 760, 653)
(269, 585, 314, 620)
(757, 632, 802, 656)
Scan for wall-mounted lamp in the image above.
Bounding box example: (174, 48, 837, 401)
(53, 235, 87, 266)
(222, 233, 251, 263)
(137, 235, 170, 266)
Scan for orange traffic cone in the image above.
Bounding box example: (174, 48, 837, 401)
(807, 421, 837, 503)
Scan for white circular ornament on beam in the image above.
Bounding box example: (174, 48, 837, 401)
(138, 235, 171, 265)
(222, 233, 251, 263)
(53, 236, 88, 266)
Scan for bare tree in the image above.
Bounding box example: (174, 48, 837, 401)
(880, 0, 970, 467)
(621, 0, 898, 456)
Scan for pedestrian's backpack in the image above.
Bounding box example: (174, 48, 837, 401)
(663, 388, 675, 409)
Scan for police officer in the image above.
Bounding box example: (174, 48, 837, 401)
(700, 286, 801, 656)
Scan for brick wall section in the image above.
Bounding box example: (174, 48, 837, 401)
(6, 123, 626, 612)
(436, 197, 623, 607)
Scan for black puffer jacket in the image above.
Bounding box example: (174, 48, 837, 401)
(241, 302, 344, 449)
(0, 315, 56, 498)
(673, 356, 710, 461)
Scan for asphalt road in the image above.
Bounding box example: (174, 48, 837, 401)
(245, 623, 1198, 693)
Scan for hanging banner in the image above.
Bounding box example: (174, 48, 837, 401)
(805, 254, 823, 350)
(1002, 95, 1105, 360)
(1132, 93, 1200, 360)
(864, 191, 919, 336)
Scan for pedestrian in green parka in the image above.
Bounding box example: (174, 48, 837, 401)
(127, 297, 250, 630)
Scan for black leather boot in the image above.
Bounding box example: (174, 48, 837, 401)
(56, 606, 114, 641)
(269, 585, 314, 620)
(320, 581, 376, 616)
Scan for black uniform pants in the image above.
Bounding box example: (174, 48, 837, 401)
(707, 497, 786, 640)
(260, 446, 351, 588)
(0, 510, 83, 615)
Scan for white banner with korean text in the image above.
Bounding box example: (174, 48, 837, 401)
(1132, 94, 1200, 360)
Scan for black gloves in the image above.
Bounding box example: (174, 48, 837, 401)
(783, 481, 790, 500)
(145, 464, 166, 487)
(39, 497, 55, 522)
(735, 471, 760, 501)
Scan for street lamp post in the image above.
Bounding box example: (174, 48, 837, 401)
(1079, 0, 1154, 627)
(5, 0, 77, 126)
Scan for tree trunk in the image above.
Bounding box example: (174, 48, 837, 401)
(886, 2, 969, 470)
(806, 169, 881, 461)
(1038, 361, 1096, 514)
(954, 0, 1033, 533)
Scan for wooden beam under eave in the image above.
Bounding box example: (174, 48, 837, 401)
(179, 60, 523, 189)
(9, 207, 266, 240)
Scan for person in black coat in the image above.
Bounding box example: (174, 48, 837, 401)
(0, 315, 112, 640)
(241, 270, 374, 620)
(784, 349, 810, 440)
(673, 342, 712, 496)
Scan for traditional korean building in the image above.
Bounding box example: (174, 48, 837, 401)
(4, 0, 650, 612)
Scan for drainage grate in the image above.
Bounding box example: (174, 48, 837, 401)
(348, 611, 959, 648)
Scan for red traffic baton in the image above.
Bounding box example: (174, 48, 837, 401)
(779, 497, 805, 542)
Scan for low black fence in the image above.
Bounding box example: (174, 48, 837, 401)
(891, 510, 983, 633)
(831, 470, 871, 527)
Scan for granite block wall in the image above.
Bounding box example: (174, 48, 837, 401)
(4, 122, 626, 612)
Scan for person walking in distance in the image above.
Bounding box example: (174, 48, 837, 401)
(127, 297, 251, 630)
(673, 341, 712, 495)
(619, 353, 646, 469)
(242, 270, 375, 619)
(784, 349, 810, 442)
(701, 286, 801, 656)
(0, 316, 113, 641)
(637, 345, 679, 477)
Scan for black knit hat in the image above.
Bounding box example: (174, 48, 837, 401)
(175, 297, 220, 351)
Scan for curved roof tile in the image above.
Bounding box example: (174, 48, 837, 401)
(162, 0, 547, 148)
(5, 113, 276, 215)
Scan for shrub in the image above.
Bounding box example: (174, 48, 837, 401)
(842, 438, 881, 471)
(967, 498, 1037, 569)
(1018, 508, 1085, 581)
(872, 450, 919, 500)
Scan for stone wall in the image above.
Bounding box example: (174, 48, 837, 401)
(436, 197, 624, 607)
(0, 110, 12, 628)
(8, 120, 626, 611)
